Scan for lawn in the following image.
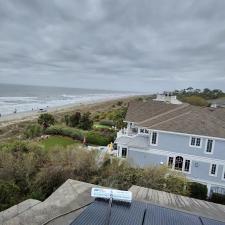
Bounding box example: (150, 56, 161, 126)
(93, 123, 112, 129)
(41, 136, 78, 150)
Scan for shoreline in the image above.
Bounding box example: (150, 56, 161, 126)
(0, 95, 137, 128)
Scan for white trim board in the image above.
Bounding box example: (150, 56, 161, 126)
(222, 166, 225, 181)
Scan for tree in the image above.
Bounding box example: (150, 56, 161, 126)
(186, 87, 194, 92)
(69, 112, 81, 127)
(38, 113, 55, 129)
(78, 112, 93, 130)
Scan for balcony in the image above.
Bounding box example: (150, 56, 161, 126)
(117, 128, 138, 138)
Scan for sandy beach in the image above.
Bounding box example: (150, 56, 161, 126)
(0, 95, 136, 129)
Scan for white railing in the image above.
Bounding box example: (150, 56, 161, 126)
(117, 128, 137, 138)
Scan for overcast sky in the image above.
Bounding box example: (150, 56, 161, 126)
(0, 0, 225, 92)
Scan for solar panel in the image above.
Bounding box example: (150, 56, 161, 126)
(143, 204, 202, 225)
(200, 217, 225, 225)
(70, 200, 146, 225)
(70, 199, 225, 225)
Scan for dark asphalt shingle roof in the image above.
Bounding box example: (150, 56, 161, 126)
(125, 100, 225, 138)
(70, 200, 225, 225)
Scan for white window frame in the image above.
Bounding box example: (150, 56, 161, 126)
(184, 159, 192, 174)
(167, 156, 192, 174)
(168, 156, 174, 168)
(209, 163, 218, 177)
(204, 139, 215, 154)
(121, 147, 128, 158)
(150, 131, 158, 146)
(189, 136, 202, 148)
(222, 166, 225, 181)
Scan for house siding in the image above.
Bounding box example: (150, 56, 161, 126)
(127, 149, 167, 167)
(116, 129, 225, 193)
(127, 148, 225, 188)
(154, 132, 225, 160)
(188, 160, 224, 184)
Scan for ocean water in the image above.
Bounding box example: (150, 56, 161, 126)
(0, 84, 132, 116)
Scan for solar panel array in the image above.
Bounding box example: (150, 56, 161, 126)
(70, 200, 225, 225)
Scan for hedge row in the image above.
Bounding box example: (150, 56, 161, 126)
(45, 126, 83, 140)
(188, 182, 207, 200)
(45, 126, 113, 146)
(86, 131, 113, 146)
(210, 193, 225, 204)
(99, 120, 115, 127)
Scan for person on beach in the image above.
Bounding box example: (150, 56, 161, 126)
(14, 108, 17, 113)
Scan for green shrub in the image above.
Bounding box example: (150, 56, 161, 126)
(67, 112, 81, 127)
(86, 131, 112, 146)
(210, 193, 225, 204)
(188, 182, 207, 200)
(78, 112, 93, 130)
(45, 126, 63, 135)
(38, 113, 55, 129)
(117, 101, 123, 106)
(98, 158, 140, 190)
(99, 120, 115, 127)
(45, 125, 115, 145)
(10, 141, 30, 153)
(45, 126, 83, 140)
(24, 124, 42, 139)
(183, 96, 209, 107)
(0, 181, 20, 211)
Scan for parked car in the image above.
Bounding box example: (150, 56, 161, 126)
(38, 108, 47, 113)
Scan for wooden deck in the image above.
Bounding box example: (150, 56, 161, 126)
(129, 185, 225, 222)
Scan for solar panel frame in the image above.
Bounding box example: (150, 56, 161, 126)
(200, 217, 225, 225)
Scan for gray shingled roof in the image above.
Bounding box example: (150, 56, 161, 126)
(125, 100, 182, 123)
(130, 185, 225, 222)
(125, 100, 225, 139)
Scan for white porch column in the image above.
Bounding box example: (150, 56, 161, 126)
(207, 183, 212, 197)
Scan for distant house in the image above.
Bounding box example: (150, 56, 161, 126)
(153, 92, 182, 105)
(208, 98, 225, 108)
(115, 99, 225, 196)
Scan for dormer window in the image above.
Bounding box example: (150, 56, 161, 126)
(190, 137, 202, 148)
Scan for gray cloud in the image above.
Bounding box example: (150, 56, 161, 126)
(0, 0, 225, 92)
